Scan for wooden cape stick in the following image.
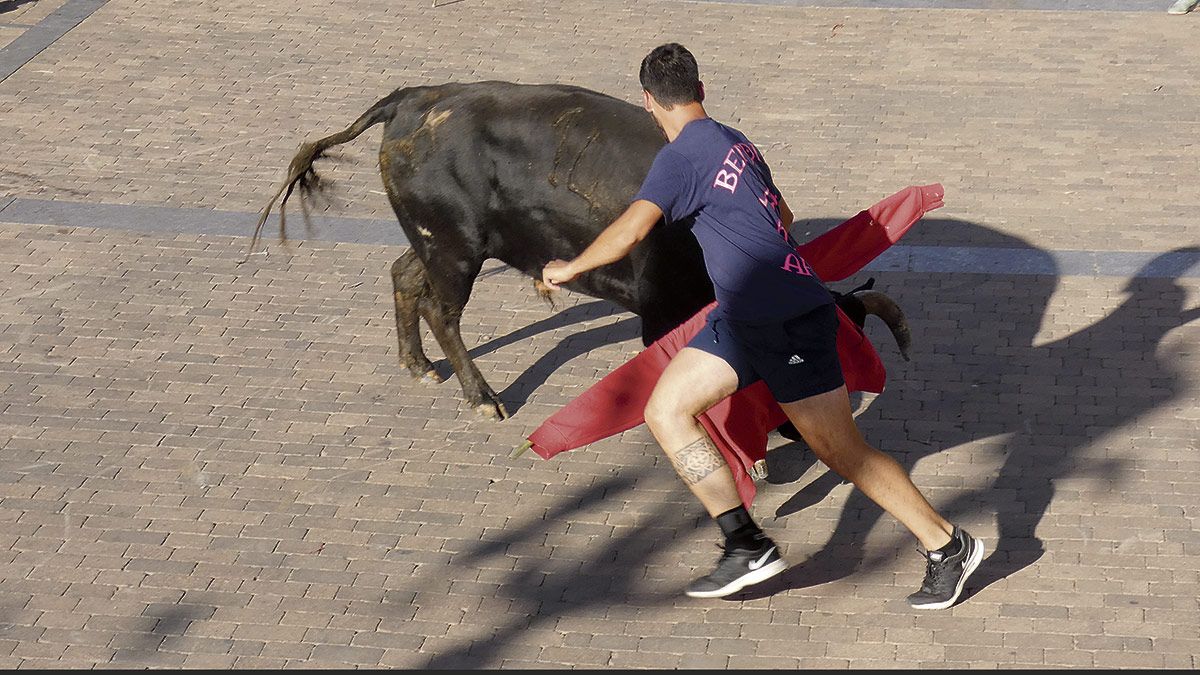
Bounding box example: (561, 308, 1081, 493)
(510, 440, 533, 459)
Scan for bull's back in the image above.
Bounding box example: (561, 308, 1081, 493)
(380, 81, 714, 328)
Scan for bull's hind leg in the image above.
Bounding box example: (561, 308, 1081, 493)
(392, 246, 506, 418)
(390, 249, 441, 383)
(381, 136, 505, 418)
(403, 243, 506, 415)
(418, 293, 508, 420)
(387, 215, 506, 419)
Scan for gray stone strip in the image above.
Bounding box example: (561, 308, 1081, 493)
(677, 0, 1170, 11)
(0, 0, 108, 83)
(0, 195, 403, 245)
(1, 195, 1197, 278)
(865, 244, 1200, 279)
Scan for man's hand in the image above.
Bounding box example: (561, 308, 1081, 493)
(540, 200, 663, 292)
(542, 259, 578, 291)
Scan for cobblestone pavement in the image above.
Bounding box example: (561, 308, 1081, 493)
(0, 0, 1197, 669)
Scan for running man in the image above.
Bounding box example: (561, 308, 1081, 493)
(542, 43, 984, 608)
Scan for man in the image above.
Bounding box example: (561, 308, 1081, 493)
(542, 43, 983, 609)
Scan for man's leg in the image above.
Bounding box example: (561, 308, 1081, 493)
(779, 385, 984, 609)
(779, 386, 951, 548)
(644, 347, 741, 515)
(644, 347, 785, 598)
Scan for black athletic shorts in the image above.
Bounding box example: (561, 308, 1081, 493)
(686, 302, 844, 404)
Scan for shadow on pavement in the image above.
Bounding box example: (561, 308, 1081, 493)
(417, 475, 689, 669)
(736, 221, 1198, 603)
(0, 1, 39, 16)
(408, 218, 1197, 663)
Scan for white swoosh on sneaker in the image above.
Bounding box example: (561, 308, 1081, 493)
(748, 547, 776, 571)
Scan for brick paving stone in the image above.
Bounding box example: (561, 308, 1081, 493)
(0, 0, 1197, 669)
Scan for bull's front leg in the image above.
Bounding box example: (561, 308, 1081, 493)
(419, 298, 509, 420)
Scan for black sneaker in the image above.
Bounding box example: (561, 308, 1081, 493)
(685, 535, 786, 599)
(907, 526, 985, 610)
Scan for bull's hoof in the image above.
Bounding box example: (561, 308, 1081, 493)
(406, 365, 442, 384)
(401, 354, 441, 384)
(750, 459, 769, 481)
(474, 401, 509, 420)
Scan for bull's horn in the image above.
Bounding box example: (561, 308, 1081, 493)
(855, 290, 912, 362)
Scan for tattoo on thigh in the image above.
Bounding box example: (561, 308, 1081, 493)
(668, 435, 725, 485)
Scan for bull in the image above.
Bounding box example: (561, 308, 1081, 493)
(251, 81, 910, 421)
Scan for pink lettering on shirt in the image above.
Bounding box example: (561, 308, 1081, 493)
(713, 170, 739, 194)
(712, 143, 765, 195)
(731, 142, 762, 163)
(759, 188, 780, 211)
(782, 253, 814, 276)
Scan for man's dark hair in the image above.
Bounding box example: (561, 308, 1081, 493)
(639, 43, 702, 108)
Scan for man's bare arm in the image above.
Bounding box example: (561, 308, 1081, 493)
(542, 200, 663, 289)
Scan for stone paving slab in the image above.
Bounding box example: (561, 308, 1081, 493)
(0, 0, 1197, 670)
(0, 216, 1195, 667)
(691, 0, 1171, 11)
(0, 217, 1196, 669)
(0, 26, 22, 51)
(0, 0, 96, 81)
(0, 0, 73, 28)
(0, 1, 1196, 252)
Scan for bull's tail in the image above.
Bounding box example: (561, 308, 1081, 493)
(245, 93, 401, 259)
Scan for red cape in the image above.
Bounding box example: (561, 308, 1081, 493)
(524, 184, 944, 507)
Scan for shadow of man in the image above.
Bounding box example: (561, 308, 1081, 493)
(412, 474, 691, 669)
(742, 226, 1198, 601)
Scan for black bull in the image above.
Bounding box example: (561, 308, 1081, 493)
(252, 81, 910, 420)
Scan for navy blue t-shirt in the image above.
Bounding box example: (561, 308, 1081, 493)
(633, 117, 832, 322)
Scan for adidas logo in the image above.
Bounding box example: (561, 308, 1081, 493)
(787, 355, 804, 365)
